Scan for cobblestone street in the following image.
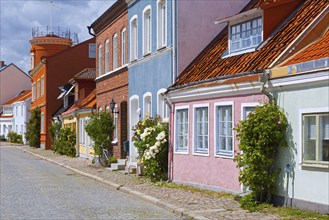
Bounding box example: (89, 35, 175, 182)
(0, 145, 179, 219)
(1, 144, 278, 219)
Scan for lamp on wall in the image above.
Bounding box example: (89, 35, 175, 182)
(110, 99, 119, 114)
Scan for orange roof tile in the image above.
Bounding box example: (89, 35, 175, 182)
(2, 90, 32, 105)
(0, 115, 13, 118)
(171, 0, 327, 89)
(282, 30, 329, 66)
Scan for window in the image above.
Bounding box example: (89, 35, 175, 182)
(21, 105, 23, 116)
(121, 28, 126, 66)
(30, 52, 35, 70)
(157, 0, 166, 48)
(37, 79, 41, 99)
(230, 17, 262, 53)
(105, 39, 109, 73)
(143, 93, 152, 117)
(98, 107, 102, 113)
(157, 89, 169, 119)
(41, 113, 44, 133)
(79, 118, 85, 144)
(105, 105, 110, 112)
(16, 106, 18, 116)
(303, 113, 329, 164)
(216, 105, 233, 157)
(113, 105, 118, 143)
(143, 6, 151, 55)
(32, 83, 36, 101)
(98, 44, 103, 76)
(175, 108, 188, 153)
(194, 106, 209, 154)
(41, 76, 44, 97)
(89, 43, 96, 58)
(130, 16, 138, 61)
(113, 33, 118, 69)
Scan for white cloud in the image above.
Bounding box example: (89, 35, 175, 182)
(0, 0, 115, 73)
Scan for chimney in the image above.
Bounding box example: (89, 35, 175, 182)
(0, 61, 4, 67)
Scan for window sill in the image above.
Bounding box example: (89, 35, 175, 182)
(215, 154, 234, 159)
(174, 150, 188, 155)
(157, 46, 166, 51)
(221, 48, 256, 59)
(112, 140, 118, 145)
(301, 162, 329, 170)
(143, 52, 151, 57)
(192, 151, 209, 157)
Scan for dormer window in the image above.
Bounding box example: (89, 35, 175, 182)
(230, 17, 262, 53)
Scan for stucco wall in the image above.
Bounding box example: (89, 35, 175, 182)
(274, 83, 329, 207)
(171, 93, 267, 192)
(0, 64, 31, 105)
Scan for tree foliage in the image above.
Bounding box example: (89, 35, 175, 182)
(85, 111, 115, 156)
(234, 101, 288, 203)
(25, 107, 41, 148)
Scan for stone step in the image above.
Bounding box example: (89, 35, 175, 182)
(117, 159, 126, 165)
(107, 163, 125, 171)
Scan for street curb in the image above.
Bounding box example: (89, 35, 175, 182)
(15, 146, 208, 220)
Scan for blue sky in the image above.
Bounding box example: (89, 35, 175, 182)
(0, 0, 115, 73)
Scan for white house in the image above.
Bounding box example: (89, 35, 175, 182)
(0, 90, 32, 143)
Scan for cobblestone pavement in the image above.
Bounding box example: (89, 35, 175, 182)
(9, 144, 278, 220)
(0, 145, 179, 220)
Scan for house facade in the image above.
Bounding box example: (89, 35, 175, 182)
(29, 28, 95, 149)
(126, 0, 174, 165)
(166, 0, 326, 193)
(268, 27, 329, 213)
(0, 61, 31, 107)
(90, 0, 129, 159)
(0, 90, 31, 143)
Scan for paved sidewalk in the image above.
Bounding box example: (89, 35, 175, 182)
(12, 144, 277, 220)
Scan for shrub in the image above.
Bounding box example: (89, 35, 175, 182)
(25, 107, 41, 148)
(108, 156, 118, 164)
(7, 131, 24, 144)
(132, 114, 168, 182)
(52, 127, 76, 157)
(48, 121, 61, 144)
(85, 111, 115, 156)
(234, 101, 288, 203)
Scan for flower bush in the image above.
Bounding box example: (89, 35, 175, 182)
(234, 101, 288, 204)
(132, 114, 169, 182)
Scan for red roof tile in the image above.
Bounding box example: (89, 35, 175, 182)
(172, 0, 327, 89)
(282, 30, 329, 66)
(2, 90, 32, 105)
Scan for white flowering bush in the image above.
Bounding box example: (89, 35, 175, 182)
(132, 114, 168, 181)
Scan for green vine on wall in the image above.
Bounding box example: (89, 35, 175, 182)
(25, 107, 41, 148)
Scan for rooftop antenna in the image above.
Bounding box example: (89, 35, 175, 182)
(50, 1, 60, 35)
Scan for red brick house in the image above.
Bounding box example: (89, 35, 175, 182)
(90, 0, 129, 159)
(29, 29, 96, 149)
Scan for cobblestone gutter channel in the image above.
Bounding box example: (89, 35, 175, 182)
(12, 144, 277, 220)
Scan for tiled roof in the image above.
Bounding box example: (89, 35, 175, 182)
(61, 104, 77, 116)
(72, 68, 96, 81)
(282, 30, 329, 66)
(2, 90, 32, 105)
(0, 115, 13, 118)
(171, 0, 327, 89)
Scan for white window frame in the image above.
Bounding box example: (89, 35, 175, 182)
(21, 104, 23, 116)
(30, 52, 35, 70)
(105, 39, 109, 73)
(41, 76, 44, 97)
(228, 11, 263, 55)
(241, 102, 259, 121)
(98, 107, 102, 113)
(113, 104, 118, 144)
(121, 28, 126, 66)
(143, 6, 152, 55)
(113, 33, 118, 69)
(214, 101, 234, 158)
(299, 107, 329, 168)
(40, 113, 44, 133)
(130, 15, 138, 62)
(157, 88, 169, 119)
(157, 0, 167, 49)
(89, 43, 96, 58)
(174, 105, 189, 154)
(79, 118, 85, 144)
(143, 92, 152, 118)
(105, 105, 110, 112)
(98, 44, 103, 76)
(37, 79, 41, 99)
(192, 104, 209, 156)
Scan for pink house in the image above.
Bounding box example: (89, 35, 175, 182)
(166, 0, 315, 192)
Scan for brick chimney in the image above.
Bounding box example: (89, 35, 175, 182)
(0, 61, 4, 67)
